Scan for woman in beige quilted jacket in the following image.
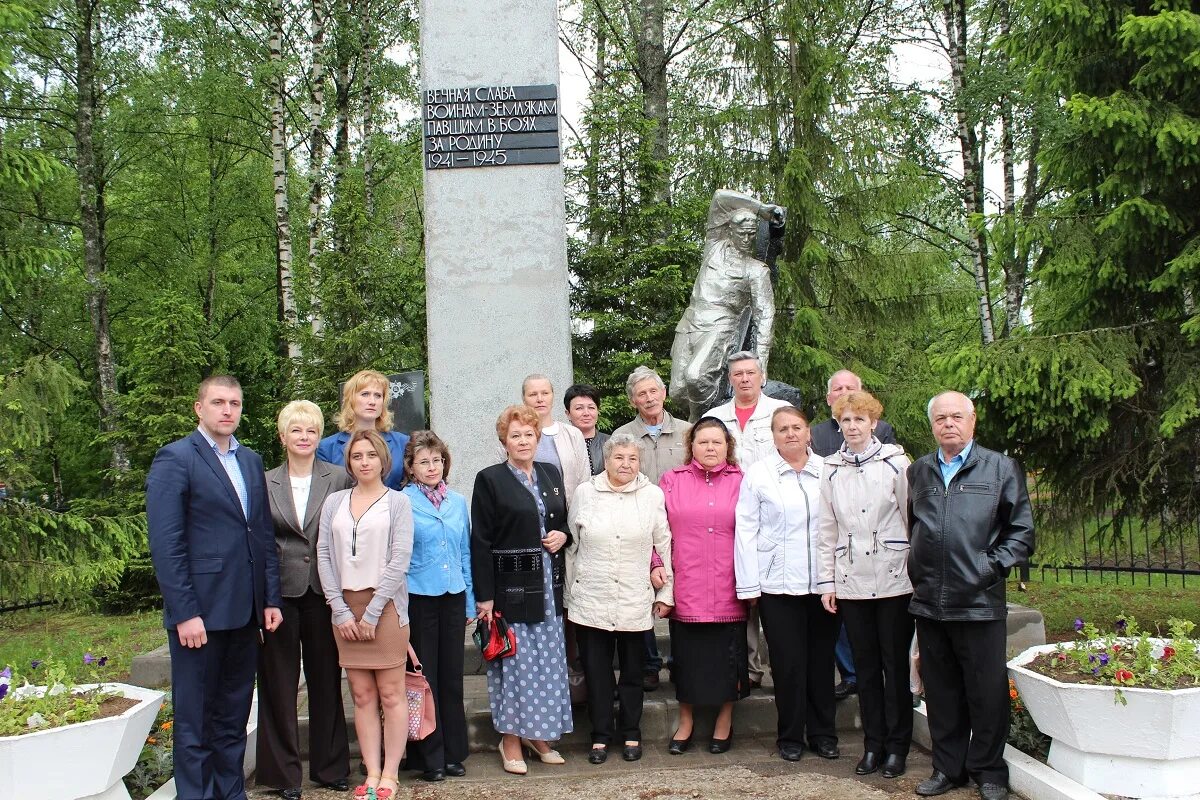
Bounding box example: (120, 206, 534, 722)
(817, 391, 913, 779)
(567, 433, 674, 765)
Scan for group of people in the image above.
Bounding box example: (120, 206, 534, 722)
(147, 359, 1034, 800)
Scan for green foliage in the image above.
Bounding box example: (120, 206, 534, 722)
(0, 659, 118, 736)
(125, 702, 174, 800)
(0, 501, 146, 605)
(0, 608, 166, 683)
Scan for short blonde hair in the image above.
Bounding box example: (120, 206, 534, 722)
(832, 390, 883, 423)
(277, 400, 325, 438)
(771, 405, 808, 430)
(495, 404, 541, 443)
(344, 429, 392, 481)
(336, 369, 393, 432)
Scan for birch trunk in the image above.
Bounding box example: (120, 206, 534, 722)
(944, 0, 995, 344)
(270, 0, 301, 359)
(74, 0, 128, 475)
(360, 0, 376, 218)
(308, 0, 328, 336)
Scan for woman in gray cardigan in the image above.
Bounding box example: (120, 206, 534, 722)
(317, 429, 414, 800)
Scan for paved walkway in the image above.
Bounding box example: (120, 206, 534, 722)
(246, 736, 999, 800)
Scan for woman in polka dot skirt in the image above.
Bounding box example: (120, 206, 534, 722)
(471, 405, 574, 775)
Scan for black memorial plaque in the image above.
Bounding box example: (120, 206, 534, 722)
(423, 84, 560, 170)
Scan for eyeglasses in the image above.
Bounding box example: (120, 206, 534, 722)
(414, 457, 445, 468)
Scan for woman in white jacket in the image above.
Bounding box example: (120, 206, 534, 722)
(734, 405, 839, 763)
(567, 434, 674, 765)
(818, 390, 913, 780)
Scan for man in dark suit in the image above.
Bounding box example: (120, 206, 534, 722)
(810, 368, 898, 702)
(810, 369, 897, 457)
(147, 375, 282, 800)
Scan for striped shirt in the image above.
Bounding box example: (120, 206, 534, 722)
(197, 426, 249, 518)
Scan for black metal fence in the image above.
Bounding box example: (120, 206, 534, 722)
(1024, 483, 1200, 586)
(0, 539, 57, 614)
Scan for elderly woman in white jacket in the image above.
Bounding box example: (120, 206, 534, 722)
(818, 390, 913, 780)
(567, 433, 674, 765)
(734, 405, 839, 763)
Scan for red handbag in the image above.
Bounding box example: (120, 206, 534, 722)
(474, 612, 518, 661)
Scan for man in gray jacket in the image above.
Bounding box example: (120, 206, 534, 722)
(906, 392, 1034, 800)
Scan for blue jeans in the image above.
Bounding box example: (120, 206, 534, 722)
(835, 622, 856, 682)
(643, 629, 662, 673)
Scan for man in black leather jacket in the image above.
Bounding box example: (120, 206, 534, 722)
(906, 392, 1034, 800)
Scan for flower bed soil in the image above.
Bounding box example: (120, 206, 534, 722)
(94, 694, 141, 721)
(1025, 650, 1199, 690)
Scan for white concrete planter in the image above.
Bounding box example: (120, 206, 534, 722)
(0, 682, 165, 800)
(1009, 642, 1200, 798)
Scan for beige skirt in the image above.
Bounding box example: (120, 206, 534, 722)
(335, 588, 408, 670)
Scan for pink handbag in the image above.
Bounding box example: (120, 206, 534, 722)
(405, 644, 437, 740)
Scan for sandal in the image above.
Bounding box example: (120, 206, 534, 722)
(375, 775, 400, 800)
(355, 774, 381, 798)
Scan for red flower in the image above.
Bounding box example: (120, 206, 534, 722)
(1162, 646, 1176, 661)
(1115, 669, 1134, 683)
(1056, 653, 1068, 662)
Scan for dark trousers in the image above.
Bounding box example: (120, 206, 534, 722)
(915, 617, 1010, 787)
(643, 629, 662, 673)
(169, 621, 258, 800)
(841, 595, 914, 757)
(405, 592, 469, 770)
(757, 593, 839, 749)
(256, 589, 349, 789)
(576, 624, 646, 744)
(835, 623, 856, 682)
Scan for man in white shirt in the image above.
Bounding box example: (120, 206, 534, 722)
(707, 351, 793, 687)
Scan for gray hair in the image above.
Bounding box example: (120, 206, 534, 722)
(826, 369, 863, 394)
(927, 391, 976, 423)
(625, 366, 665, 401)
(603, 432, 641, 459)
(726, 351, 761, 371)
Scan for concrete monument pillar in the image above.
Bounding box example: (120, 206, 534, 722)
(421, 0, 572, 496)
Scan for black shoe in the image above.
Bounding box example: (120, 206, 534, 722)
(421, 769, 445, 782)
(443, 763, 466, 777)
(588, 746, 608, 764)
(779, 744, 804, 762)
(709, 730, 733, 754)
(622, 744, 642, 762)
(834, 680, 858, 700)
(642, 671, 660, 691)
(273, 791, 301, 800)
(978, 783, 1009, 800)
(916, 771, 966, 797)
(319, 779, 350, 791)
(668, 732, 692, 755)
(882, 754, 907, 778)
(855, 751, 883, 775)
(813, 740, 840, 759)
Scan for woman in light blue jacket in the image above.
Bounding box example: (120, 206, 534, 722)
(401, 431, 475, 782)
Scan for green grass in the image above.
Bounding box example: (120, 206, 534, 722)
(0, 608, 166, 683)
(1011, 573, 1200, 640)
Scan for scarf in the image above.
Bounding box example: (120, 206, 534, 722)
(417, 479, 448, 509)
(838, 436, 883, 467)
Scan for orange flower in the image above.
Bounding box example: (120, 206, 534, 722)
(147, 737, 157, 745)
(161, 721, 173, 731)
(1009, 688, 1019, 700)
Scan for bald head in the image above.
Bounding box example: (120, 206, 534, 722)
(928, 391, 976, 459)
(826, 370, 863, 409)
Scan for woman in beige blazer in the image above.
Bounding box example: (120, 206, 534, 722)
(257, 400, 353, 799)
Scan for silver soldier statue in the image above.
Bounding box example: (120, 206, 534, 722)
(670, 190, 785, 421)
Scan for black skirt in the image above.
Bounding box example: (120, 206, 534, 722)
(669, 619, 750, 705)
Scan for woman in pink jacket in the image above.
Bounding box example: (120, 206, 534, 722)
(659, 416, 748, 755)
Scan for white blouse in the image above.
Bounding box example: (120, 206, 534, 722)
(331, 495, 391, 590)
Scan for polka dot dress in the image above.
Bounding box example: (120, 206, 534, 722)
(487, 550, 573, 738)
(488, 466, 573, 739)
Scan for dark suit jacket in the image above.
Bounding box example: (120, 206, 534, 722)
(265, 459, 353, 598)
(146, 429, 282, 630)
(810, 417, 897, 458)
(470, 461, 571, 623)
